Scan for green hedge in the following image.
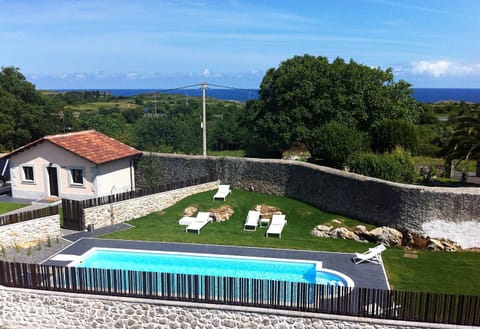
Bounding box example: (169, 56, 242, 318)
(347, 147, 416, 183)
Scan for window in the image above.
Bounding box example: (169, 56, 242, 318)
(22, 166, 34, 182)
(70, 168, 84, 185)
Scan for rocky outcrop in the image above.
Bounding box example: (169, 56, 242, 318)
(312, 224, 461, 251)
(312, 224, 403, 246)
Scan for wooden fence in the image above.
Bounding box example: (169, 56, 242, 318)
(62, 174, 217, 230)
(0, 260, 478, 325)
(0, 206, 59, 226)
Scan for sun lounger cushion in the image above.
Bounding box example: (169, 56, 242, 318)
(213, 185, 231, 200)
(243, 210, 261, 231)
(266, 214, 287, 238)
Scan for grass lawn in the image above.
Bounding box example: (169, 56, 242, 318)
(65, 100, 140, 111)
(103, 190, 480, 296)
(383, 248, 480, 294)
(208, 150, 246, 157)
(0, 201, 28, 214)
(413, 156, 477, 173)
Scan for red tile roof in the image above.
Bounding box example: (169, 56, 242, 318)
(8, 130, 141, 165)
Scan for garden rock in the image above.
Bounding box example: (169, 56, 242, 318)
(312, 224, 402, 245)
(331, 227, 360, 241)
(209, 205, 234, 222)
(403, 231, 429, 249)
(253, 204, 282, 219)
(311, 225, 333, 238)
(427, 238, 460, 251)
(354, 225, 368, 235)
(183, 206, 198, 217)
(311, 225, 362, 241)
(368, 227, 403, 246)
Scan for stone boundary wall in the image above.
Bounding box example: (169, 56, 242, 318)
(83, 181, 219, 229)
(0, 286, 462, 329)
(0, 215, 60, 248)
(141, 153, 480, 234)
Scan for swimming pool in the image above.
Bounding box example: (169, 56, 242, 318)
(70, 248, 354, 287)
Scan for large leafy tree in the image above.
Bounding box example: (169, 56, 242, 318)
(243, 55, 421, 155)
(444, 107, 480, 176)
(132, 116, 201, 154)
(0, 66, 56, 151)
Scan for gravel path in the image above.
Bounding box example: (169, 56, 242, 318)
(0, 237, 71, 264)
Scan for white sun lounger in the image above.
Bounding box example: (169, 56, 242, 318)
(266, 214, 287, 238)
(185, 212, 212, 234)
(353, 244, 386, 264)
(213, 185, 231, 201)
(243, 210, 261, 231)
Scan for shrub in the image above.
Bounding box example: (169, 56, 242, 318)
(347, 147, 416, 183)
(372, 119, 418, 153)
(306, 122, 363, 168)
(419, 110, 440, 124)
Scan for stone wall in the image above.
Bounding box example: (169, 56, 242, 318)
(0, 215, 60, 248)
(140, 153, 480, 236)
(0, 286, 457, 329)
(83, 181, 219, 229)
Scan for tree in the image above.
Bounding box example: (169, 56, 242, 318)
(0, 66, 56, 151)
(132, 116, 201, 154)
(208, 111, 243, 151)
(443, 107, 480, 176)
(243, 55, 421, 156)
(78, 112, 128, 142)
(306, 122, 363, 168)
(371, 119, 418, 153)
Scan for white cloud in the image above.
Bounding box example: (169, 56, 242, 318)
(74, 73, 86, 80)
(202, 68, 211, 77)
(126, 72, 138, 80)
(410, 60, 480, 77)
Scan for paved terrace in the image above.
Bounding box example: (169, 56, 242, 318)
(43, 236, 390, 290)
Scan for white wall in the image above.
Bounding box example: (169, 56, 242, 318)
(94, 157, 134, 197)
(9, 142, 94, 200)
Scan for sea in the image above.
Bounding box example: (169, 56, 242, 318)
(53, 88, 480, 103)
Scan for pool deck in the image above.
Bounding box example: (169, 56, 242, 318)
(42, 237, 390, 290)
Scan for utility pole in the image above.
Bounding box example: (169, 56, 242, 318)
(202, 81, 207, 156)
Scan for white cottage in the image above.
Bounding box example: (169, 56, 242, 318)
(6, 130, 141, 200)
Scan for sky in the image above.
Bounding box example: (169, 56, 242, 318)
(1, 0, 480, 89)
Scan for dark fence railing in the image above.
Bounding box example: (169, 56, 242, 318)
(0, 260, 478, 326)
(0, 206, 59, 227)
(61, 174, 218, 230)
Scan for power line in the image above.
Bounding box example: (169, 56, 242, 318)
(155, 83, 203, 93)
(151, 82, 256, 93)
(207, 83, 251, 90)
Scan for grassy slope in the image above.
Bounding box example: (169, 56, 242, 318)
(0, 202, 28, 214)
(65, 100, 140, 111)
(103, 190, 480, 295)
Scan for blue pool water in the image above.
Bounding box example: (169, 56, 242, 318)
(74, 249, 353, 287)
